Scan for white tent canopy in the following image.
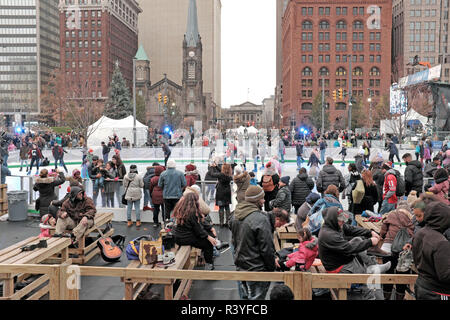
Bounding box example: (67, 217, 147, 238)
(236, 126, 258, 134)
(87, 115, 148, 147)
(380, 109, 428, 135)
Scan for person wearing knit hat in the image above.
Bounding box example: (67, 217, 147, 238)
(260, 162, 280, 212)
(123, 164, 144, 227)
(269, 176, 292, 213)
(231, 184, 276, 299)
(185, 163, 199, 187)
(428, 168, 450, 205)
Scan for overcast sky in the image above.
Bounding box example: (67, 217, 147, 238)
(221, 0, 276, 108)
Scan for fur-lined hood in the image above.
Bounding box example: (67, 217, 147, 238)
(34, 176, 55, 184)
(185, 169, 198, 176)
(234, 171, 249, 183)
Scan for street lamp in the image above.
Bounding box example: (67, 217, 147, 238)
(367, 88, 373, 129)
(132, 58, 137, 147)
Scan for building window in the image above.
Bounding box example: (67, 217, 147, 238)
(189, 102, 195, 113)
(188, 62, 196, 79)
(301, 103, 313, 110)
(319, 79, 330, 87)
(336, 20, 347, 29)
(353, 20, 364, 29)
(319, 67, 329, 76)
(302, 20, 313, 29)
(336, 67, 347, 76)
(336, 102, 347, 110)
(319, 20, 330, 29)
(302, 67, 313, 76)
(370, 66, 380, 76)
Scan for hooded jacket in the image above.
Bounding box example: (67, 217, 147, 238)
(295, 193, 321, 230)
(317, 164, 346, 193)
(318, 207, 373, 271)
(230, 201, 276, 272)
(174, 210, 209, 244)
(380, 208, 414, 243)
(404, 160, 424, 194)
(271, 185, 292, 213)
(123, 171, 144, 201)
(208, 167, 232, 205)
(19, 144, 30, 160)
(234, 171, 250, 203)
(149, 166, 165, 205)
(428, 180, 450, 205)
(412, 201, 450, 295)
(185, 164, 199, 187)
(424, 162, 440, 178)
(354, 154, 364, 173)
(59, 186, 96, 222)
(285, 238, 319, 270)
(143, 167, 155, 189)
(33, 172, 66, 215)
(289, 172, 314, 206)
(183, 186, 210, 216)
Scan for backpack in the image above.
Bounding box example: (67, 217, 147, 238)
(307, 199, 343, 234)
(125, 235, 151, 260)
(352, 180, 365, 204)
(391, 228, 412, 254)
(390, 171, 405, 197)
(262, 175, 275, 192)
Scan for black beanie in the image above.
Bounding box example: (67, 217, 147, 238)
(434, 168, 449, 184)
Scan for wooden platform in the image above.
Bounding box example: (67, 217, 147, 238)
(122, 245, 200, 300)
(68, 212, 114, 265)
(0, 184, 7, 217)
(0, 236, 71, 299)
(276, 224, 298, 248)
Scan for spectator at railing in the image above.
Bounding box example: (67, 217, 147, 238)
(33, 168, 65, 217)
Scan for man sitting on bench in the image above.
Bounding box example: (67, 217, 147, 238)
(55, 186, 96, 246)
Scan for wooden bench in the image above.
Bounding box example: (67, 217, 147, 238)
(0, 184, 7, 217)
(68, 212, 114, 264)
(276, 224, 298, 248)
(0, 236, 71, 299)
(121, 245, 200, 300)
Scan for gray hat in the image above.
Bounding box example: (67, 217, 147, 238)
(280, 176, 290, 185)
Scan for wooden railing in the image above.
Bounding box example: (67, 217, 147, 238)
(0, 263, 417, 300)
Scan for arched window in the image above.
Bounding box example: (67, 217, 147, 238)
(369, 66, 380, 76)
(353, 67, 363, 76)
(336, 102, 347, 110)
(319, 20, 329, 29)
(302, 20, 313, 29)
(301, 102, 313, 110)
(302, 67, 313, 76)
(353, 20, 364, 29)
(336, 20, 347, 29)
(336, 67, 346, 76)
(319, 66, 329, 76)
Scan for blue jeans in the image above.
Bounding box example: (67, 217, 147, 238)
(278, 150, 284, 163)
(297, 156, 303, 169)
(103, 153, 108, 164)
(127, 199, 141, 221)
(320, 149, 326, 164)
(143, 188, 153, 207)
(55, 158, 68, 172)
(379, 201, 396, 215)
(241, 281, 271, 300)
(94, 177, 105, 189)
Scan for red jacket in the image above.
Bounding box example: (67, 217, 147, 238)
(28, 148, 42, 159)
(383, 171, 398, 204)
(285, 239, 318, 270)
(429, 179, 450, 205)
(149, 166, 165, 205)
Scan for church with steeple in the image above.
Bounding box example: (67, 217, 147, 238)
(135, 0, 216, 130)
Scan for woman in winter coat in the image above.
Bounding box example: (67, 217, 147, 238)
(112, 155, 127, 208)
(173, 192, 216, 270)
(345, 163, 362, 214)
(233, 166, 250, 203)
(183, 185, 210, 216)
(259, 161, 280, 212)
(33, 169, 65, 216)
(204, 160, 219, 201)
(123, 165, 144, 227)
(289, 167, 314, 214)
(428, 168, 450, 205)
(295, 193, 321, 231)
(307, 148, 320, 179)
(149, 165, 165, 225)
(185, 163, 199, 187)
(412, 201, 450, 300)
(353, 169, 379, 215)
(208, 163, 233, 227)
(103, 162, 117, 208)
(19, 143, 30, 172)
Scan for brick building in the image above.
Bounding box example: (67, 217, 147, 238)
(282, 0, 392, 129)
(59, 0, 141, 100)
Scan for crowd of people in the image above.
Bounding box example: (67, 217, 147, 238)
(4, 127, 450, 300)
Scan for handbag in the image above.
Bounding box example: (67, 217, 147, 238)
(352, 180, 365, 205)
(391, 228, 412, 254)
(125, 235, 150, 260)
(139, 237, 163, 265)
(122, 179, 132, 205)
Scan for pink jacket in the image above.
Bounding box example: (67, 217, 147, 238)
(444, 150, 450, 166)
(285, 239, 318, 270)
(424, 147, 431, 160)
(429, 179, 450, 205)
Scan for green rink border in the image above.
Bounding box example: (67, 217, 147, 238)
(7, 158, 405, 169)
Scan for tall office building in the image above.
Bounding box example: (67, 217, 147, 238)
(59, 0, 141, 99)
(392, 0, 449, 83)
(282, 0, 392, 128)
(137, 0, 221, 107)
(0, 0, 60, 121)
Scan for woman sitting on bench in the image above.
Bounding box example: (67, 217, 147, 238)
(173, 192, 217, 270)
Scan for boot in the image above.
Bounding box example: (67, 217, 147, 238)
(127, 220, 133, 227)
(395, 292, 405, 300)
(219, 209, 224, 228)
(383, 290, 392, 300)
(366, 246, 391, 258)
(136, 221, 141, 228)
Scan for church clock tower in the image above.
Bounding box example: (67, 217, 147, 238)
(182, 0, 205, 126)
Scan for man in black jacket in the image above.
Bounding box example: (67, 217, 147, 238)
(161, 142, 171, 168)
(317, 157, 346, 194)
(402, 153, 423, 196)
(101, 141, 110, 163)
(424, 156, 441, 178)
(230, 185, 276, 300)
(412, 201, 450, 300)
(289, 167, 314, 214)
(318, 207, 390, 300)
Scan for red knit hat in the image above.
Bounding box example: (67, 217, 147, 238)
(185, 164, 196, 172)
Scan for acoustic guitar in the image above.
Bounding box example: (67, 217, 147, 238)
(96, 225, 122, 263)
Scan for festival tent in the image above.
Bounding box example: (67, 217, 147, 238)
(380, 109, 428, 135)
(236, 126, 258, 134)
(87, 115, 148, 147)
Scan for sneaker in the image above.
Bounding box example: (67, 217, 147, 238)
(366, 261, 391, 274)
(204, 263, 215, 271)
(136, 221, 141, 228)
(341, 162, 346, 166)
(143, 206, 151, 211)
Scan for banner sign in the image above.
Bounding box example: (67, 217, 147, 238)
(431, 141, 443, 150)
(398, 65, 441, 88)
(390, 83, 408, 114)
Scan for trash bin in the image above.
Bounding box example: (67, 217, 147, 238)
(7, 191, 29, 222)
